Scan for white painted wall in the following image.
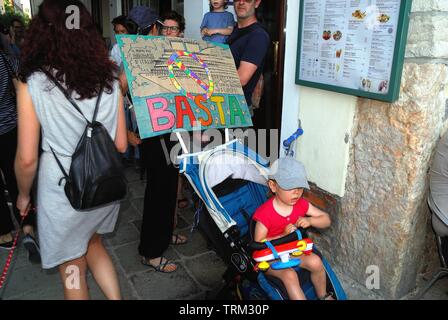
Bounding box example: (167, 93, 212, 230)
(32, 0, 91, 15)
(295, 88, 356, 196)
(184, 0, 209, 40)
(183, 0, 236, 40)
(30, 0, 43, 16)
(281, 0, 355, 197)
(110, 0, 122, 19)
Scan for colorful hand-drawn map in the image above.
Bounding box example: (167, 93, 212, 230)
(117, 35, 252, 139)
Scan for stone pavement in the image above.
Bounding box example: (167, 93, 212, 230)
(0, 166, 227, 300)
(0, 166, 447, 300)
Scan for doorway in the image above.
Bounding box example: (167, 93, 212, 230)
(121, 0, 181, 16)
(253, 0, 286, 135)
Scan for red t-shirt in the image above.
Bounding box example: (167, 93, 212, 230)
(253, 197, 310, 239)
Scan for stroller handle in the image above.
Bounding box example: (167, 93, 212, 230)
(283, 128, 304, 149)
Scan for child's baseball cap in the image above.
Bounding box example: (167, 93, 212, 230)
(268, 157, 310, 190)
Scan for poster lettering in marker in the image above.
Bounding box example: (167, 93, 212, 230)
(117, 35, 252, 139)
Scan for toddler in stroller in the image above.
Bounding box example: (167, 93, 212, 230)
(179, 131, 346, 300)
(252, 157, 333, 300)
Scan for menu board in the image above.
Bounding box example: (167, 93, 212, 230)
(295, 0, 412, 102)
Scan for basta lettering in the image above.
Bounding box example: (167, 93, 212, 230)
(147, 94, 247, 132)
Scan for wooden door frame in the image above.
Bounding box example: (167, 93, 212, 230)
(90, 0, 103, 32)
(275, 0, 287, 133)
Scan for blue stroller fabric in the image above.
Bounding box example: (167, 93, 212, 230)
(218, 181, 269, 237)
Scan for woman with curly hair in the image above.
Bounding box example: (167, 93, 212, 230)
(15, 0, 127, 299)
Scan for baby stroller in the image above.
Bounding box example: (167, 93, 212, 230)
(178, 129, 347, 300)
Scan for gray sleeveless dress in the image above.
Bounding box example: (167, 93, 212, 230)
(27, 72, 121, 269)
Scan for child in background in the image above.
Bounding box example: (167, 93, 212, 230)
(200, 0, 235, 44)
(253, 157, 334, 300)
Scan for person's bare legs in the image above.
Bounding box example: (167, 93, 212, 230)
(59, 256, 89, 300)
(300, 253, 332, 299)
(85, 233, 121, 300)
(266, 268, 306, 300)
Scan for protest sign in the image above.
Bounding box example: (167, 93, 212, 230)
(117, 35, 252, 139)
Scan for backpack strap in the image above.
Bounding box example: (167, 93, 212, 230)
(49, 147, 70, 186)
(42, 69, 104, 184)
(42, 70, 90, 124)
(91, 87, 104, 124)
(48, 85, 102, 185)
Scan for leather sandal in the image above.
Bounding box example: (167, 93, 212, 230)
(177, 198, 190, 209)
(171, 234, 188, 245)
(141, 256, 177, 273)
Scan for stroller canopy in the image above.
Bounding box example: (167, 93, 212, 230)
(179, 140, 270, 233)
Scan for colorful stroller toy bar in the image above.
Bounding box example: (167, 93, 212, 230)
(251, 230, 313, 271)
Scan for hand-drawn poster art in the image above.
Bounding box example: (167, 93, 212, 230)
(117, 35, 253, 139)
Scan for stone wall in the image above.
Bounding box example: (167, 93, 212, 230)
(321, 0, 448, 299)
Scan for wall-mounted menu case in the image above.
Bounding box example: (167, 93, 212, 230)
(295, 0, 412, 102)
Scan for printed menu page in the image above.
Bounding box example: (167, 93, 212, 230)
(298, 0, 401, 95)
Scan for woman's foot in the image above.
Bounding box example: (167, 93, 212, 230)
(0, 232, 14, 250)
(22, 225, 41, 263)
(177, 198, 190, 209)
(22, 234, 41, 264)
(171, 234, 188, 245)
(141, 256, 177, 273)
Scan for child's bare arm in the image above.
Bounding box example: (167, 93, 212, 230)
(254, 221, 285, 241)
(254, 221, 269, 242)
(296, 203, 331, 229)
(207, 26, 234, 36)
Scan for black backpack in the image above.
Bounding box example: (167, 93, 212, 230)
(46, 73, 127, 210)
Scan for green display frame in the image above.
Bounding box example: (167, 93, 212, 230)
(295, 0, 412, 103)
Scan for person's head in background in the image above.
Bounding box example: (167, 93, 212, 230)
(19, 0, 118, 100)
(0, 23, 15, 57)
(111, 15, 138, 35)
(209, 0, 228, 12)
(128, 6, 161, 36)
(10, 17, 24, 42)
(0, 23, 8, 51)
(234, 0, 261, 24)
(160, 10, 185, 38)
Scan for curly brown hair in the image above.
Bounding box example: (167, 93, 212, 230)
(19, 0, 118, 100)
(160, 10, 185, 33)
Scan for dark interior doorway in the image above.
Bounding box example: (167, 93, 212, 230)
(90, 0, 103, 32)
(253, 0, 286, 134)
(121, 0, 172, 16)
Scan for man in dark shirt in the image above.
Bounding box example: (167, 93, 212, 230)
(228, 0, 270, 118)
